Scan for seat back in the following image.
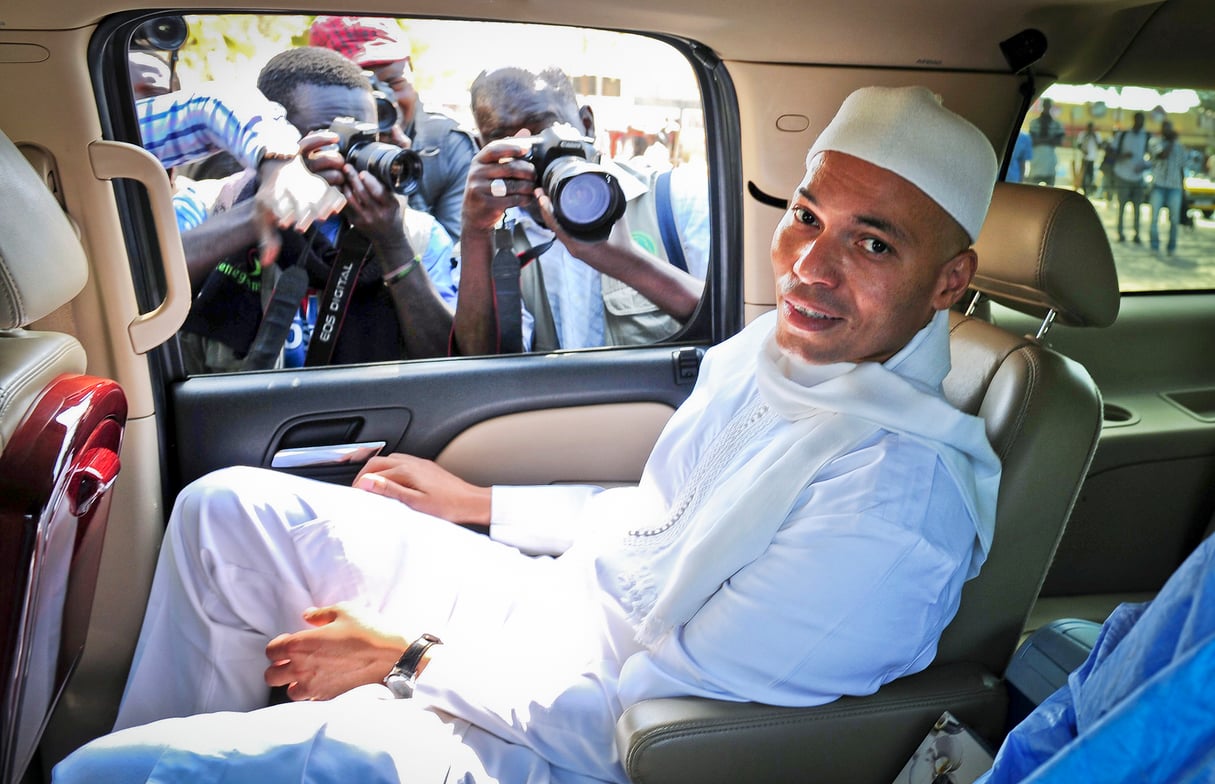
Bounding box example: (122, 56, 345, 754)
(616, 182, 1120, 784)
(937, 181, 1119, 673)
(0, 129, 127, 784)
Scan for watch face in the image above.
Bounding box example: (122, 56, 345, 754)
(384, 672, 415, 699)
(383, 633, 442, 699)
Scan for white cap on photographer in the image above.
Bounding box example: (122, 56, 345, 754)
(808, 86, 998, 242)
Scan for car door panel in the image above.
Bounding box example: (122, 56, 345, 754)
(169, 345, 702, 496)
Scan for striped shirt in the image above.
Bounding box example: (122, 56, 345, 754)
(1150, 137, 1188, 190)
(137, 87, 300, 171)
(138, 87, 302, 231)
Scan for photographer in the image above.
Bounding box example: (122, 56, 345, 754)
(452, 66, 709, 355)
(178, 46, 457, 372)
(310, 16, 477, 244)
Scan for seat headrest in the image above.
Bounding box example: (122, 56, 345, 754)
(0, 130, 88, 330)
(971, 182, 1119, 328)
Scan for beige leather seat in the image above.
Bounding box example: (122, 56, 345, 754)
(0, 129, 127, 784)
(615, 182, 1120, 783)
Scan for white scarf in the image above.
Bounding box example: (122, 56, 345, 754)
(599, 309, 1001, 646)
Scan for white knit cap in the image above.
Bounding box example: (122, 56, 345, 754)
(807, 86, 998, 242)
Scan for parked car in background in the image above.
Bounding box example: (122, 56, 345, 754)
(1186, 173, 1215, 219)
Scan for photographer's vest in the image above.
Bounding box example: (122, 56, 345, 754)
(523, 161, 688, 350)
(406, 108, 477, 238)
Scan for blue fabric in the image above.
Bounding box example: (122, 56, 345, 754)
(977, 534, 1215, 784)
(1006, 132, 1033, 183)
(1149, 185, 1183, 253)
(137, 89, 292, 171)
(172, 185, 210, 233)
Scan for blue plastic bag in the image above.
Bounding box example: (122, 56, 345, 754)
(977, 534, 1215, 784)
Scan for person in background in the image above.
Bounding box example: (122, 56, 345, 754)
(1110, 110, 1150, 244)
(453, 66, 709, 353)
(1026, 98, 1065, 186)
(309, 16, 477, 244)
(1074, 121, 1103, 196)
(1147, 119, 1187, 256)
(128, 50, 178, 99)
(174, 47, 456, 372)
(135, 82, 343, 240)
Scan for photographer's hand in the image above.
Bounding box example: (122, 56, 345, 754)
(353, 453, 491, 527)
(536, 190, 702, 320)
(462, 135, 536, 232)
(338, 169, 455, 359)
(339, 165, 403, 247)
(253, 138, 346, 266)
(298, 130, 349, 187)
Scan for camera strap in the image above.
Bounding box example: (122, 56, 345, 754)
(238, 230, 319, 371)
(492, 220, 556, 353)
(491, 224, 525, 354)
(305, 227, 373, 366)
(241, 264, 309, 371)
(654, 169, 689, 273)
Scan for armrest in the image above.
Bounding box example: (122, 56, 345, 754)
(616, 662, 1007, 784)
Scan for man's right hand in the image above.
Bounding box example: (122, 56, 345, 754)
(462, 135, 537, 233)
(354, 453, 492, 526)
(264, 603, 409, 702)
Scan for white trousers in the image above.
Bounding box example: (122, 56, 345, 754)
(59, 685, 551, 783)
(63, 466, 566, 783)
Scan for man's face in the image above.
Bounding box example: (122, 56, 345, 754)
(287, 83, 376, 134)
(769, 151, 976, 365)
(474, 88, 585, 145)
(1133, 113, 1145, 131)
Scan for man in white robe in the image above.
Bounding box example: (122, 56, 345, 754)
(55, 85, 1002, 784)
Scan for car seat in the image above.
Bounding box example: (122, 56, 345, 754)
(0, 129, 128, 784)
(615, 182, 1120, 783)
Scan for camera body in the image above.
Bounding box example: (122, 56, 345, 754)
(364, 72, 400, 136)
(330, 117, 422, 195)
(526, 124, 626, 242)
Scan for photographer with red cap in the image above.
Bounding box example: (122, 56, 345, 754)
(310, 16, 476, 244)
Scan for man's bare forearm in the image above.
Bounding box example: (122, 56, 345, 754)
(378, 238, 455, 358)
(181, 199, 261, 290)
(451, 230, 499, 355)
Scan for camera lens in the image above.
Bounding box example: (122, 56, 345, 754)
(558, 173, 614, 224)
(543, 158, 626, 242)
(347, 143, 423, 194)
(133, 15, 189, 51)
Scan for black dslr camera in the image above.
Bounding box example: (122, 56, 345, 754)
(330, 117, 423, 195)
(526, 124, 626, 242)
(364, 72, 400, 136)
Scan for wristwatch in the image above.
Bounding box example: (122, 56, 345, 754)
(383, 633, 443, 699)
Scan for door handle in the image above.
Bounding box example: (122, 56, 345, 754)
(270, 441, 386, 468)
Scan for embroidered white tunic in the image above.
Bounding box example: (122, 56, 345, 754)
(65, 309, 998, 784)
